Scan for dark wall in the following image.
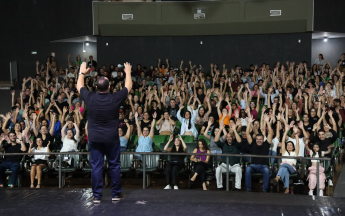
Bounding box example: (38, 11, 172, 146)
(97, 33, 312, 72)
(314, 0, 345, 33)
(0, 0, 93, 81)
(311, 38, 345, 68)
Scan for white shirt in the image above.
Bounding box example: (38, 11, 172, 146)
(31, 147, 48, 161)
(271, 137, 279, 152)
(288, 137, 305, 157)
(61, 135, 80, 152)
(67, 72, 75, 78)
(241, 117, 248, 126)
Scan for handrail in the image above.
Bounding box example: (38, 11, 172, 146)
(0, 151, 331, 161)
(0, 151, 331, 197)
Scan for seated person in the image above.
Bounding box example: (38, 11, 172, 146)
(305, 141, 330, 197)
(28, 138, 50, 188)
(244, 114, 273, 192)
(0, 132, 27, 188)
(163, 134, 187, 190)
(214, 122, 244, 191)
(61, 122, 80, 152)
(134, 112, 156, 159)
(177, 104, 198, 139)
(156, 111, 176, 135)
(190, 139, 210, 190)
(273, 124, 300, 194)
(119, 119, 130, 152)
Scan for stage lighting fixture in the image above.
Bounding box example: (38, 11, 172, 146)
(323, 37, 328, 42)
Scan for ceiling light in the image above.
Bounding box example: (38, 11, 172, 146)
(323, 37, 328, 42)
(86, 42, 89, 46)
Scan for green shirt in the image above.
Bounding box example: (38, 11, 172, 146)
(216, 139, 242, 165)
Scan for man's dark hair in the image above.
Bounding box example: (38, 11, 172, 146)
(96, 77, 109, 92)
(8, 131, 16, 138)
(318, 129, 325, 134)
(256, 134, 264, 139)
(334, 99, 341, 104)
(11, 106, 18, 112)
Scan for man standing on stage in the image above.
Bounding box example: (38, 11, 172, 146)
(77, 62, 132, 203)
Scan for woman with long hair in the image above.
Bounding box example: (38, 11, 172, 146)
(28, 138, 50, 188)
(119, 119, 131, 152)
(61, 122, 80, 152)
(273, 125, 299, 194)
(163, 134, 187, 190)
(190, 139, 210, 190)
(156, 111, 175, 135)
(305, 141, 330, 196)
(177, 104, 198, 139)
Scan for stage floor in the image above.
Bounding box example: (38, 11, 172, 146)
(0, 188, 344, 216)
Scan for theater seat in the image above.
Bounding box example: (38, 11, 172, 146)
(182, 136, 194, 144)
(136, 154, 160, 188)
(121, 154, 134, 173)
(4, 156, 25, 187)
(198, 135, 210, 145)
(128, 135, 139, 151)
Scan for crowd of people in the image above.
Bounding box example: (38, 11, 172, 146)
(0, 53, 345, 195)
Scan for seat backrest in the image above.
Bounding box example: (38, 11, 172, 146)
(144, 155, 160, 168)
(120, 154, 133, 168)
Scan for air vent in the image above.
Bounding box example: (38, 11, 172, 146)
(194, 13, 205, 19)
(122, 14, 133, 20)
(270, 10, 281, 16)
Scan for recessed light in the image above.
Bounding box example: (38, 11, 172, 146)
(323, 37, 328, 42)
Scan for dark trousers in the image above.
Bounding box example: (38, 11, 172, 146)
(165, 162, 183, 185)
(194, 162, 208, 183)
(0, 161, 20, 185)
(89, 141, 121, 199)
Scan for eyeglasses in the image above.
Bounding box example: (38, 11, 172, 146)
(9, 135, 16, 137)
(143, 130, 149, 132)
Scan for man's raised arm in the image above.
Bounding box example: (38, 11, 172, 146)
(124, 62, 132, 93)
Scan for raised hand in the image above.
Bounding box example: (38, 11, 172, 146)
(298, 121, 303, 129)
(263, 113, 270, 122)
(247, 114, 254, 124)
(328, 110, 333, 117)
(80, 62, 90, 74)
(219, 120, 225, 129)
(169, 134, 174, 142)
(124, 62, 132, 74)
(6, 112, 11, 120)
(293, 125, 299, 134)
(124, 119, 128, 123)
(178, 134, 182, 140)
(153, 112, 157, 119)
(234, 109, 239, 119)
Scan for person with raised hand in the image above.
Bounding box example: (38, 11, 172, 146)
(77, 62, 131, 203)
(214, 120, 244, 191)
(28, 139, 50, 188)
(119, 119, 130, 152)
(163, 134, 187, 190)
(177, 103, 198, 139)
(0, 131, 27, 188)
(135, 111, 156, 157)
(273, 125, 300, 194)
(244, 113, 273, 192)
